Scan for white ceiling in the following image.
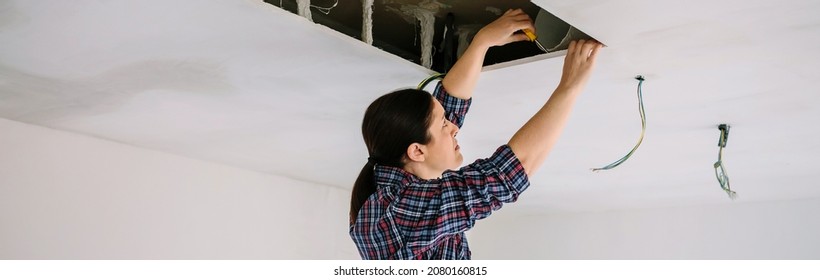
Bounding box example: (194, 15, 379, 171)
(2, 0, 819, 213)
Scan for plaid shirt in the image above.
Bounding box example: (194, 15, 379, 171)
(350, 82, 530, 260)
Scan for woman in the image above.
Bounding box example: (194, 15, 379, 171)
(349, 9, 602, 260)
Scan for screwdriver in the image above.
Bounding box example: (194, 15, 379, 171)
(522, 29, 548, 53)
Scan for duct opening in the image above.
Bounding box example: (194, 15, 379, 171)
(268, 0, 601, 72)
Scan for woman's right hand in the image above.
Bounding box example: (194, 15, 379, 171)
(472, 9, 535, 49)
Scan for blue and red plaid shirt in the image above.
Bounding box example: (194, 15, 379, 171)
(350, 82, 530, 260)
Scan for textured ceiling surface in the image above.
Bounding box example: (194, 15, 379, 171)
(2, 0, 819, 213)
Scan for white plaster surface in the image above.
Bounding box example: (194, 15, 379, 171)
(0, 118, 359, 259)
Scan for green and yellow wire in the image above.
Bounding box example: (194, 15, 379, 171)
(592, 75, 647, 172)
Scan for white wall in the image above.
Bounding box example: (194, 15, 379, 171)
(469, 197, 820, 259)
(0, 118, 359, 259)
(5, 115, 817, 260)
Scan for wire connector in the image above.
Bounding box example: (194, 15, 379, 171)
(717, 124, 730, 148)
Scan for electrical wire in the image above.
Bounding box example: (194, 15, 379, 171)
(714, 124, 737, 199)
(311, 0, 338, 15)
(417, 73, 445, 90)
(592, 75, 646, 172)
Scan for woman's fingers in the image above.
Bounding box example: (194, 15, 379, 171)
(581, 40, 596, 58)
(504, 9, 525, 16)
(567, 40, 577, 54)
(574, 39, 586, 57)
(576, 40, 603, 61)
(589, 43, 603, 60)
(512, 20, 535, 33)
(509, 33, 531, 44)
(511, 13, 531, 21)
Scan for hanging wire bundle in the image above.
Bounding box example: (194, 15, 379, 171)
(592, 75, 647, 171)
(714, 124, 737, 200)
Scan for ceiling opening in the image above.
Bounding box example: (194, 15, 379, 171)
(269, 0, 598, 72)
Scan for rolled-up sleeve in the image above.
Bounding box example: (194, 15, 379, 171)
(432, 81, 471, 128)
(431, 145, 530, 236)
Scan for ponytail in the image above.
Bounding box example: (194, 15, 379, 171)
(350, 161, 377, 224)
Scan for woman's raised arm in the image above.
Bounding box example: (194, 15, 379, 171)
(508, 40, 603, 176)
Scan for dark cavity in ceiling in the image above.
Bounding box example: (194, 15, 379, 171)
(268, 0, 595, 73)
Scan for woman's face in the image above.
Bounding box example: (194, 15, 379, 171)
(423, 99, 463, 172)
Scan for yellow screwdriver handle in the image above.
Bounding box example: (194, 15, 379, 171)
(522, 29, 537, 41)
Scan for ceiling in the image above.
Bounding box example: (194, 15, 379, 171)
(1, 0, 819, 214)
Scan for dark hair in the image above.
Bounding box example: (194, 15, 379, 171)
(349, 89, 434, 224)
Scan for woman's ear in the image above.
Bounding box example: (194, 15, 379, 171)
(405, 143, 426, 162)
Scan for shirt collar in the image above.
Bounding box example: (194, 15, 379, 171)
(373, 164, 420, 186)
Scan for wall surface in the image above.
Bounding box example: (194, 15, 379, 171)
(3, 116, 818, 260)
(469, 197, 820, 259)
(0, 118, 359, 259)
